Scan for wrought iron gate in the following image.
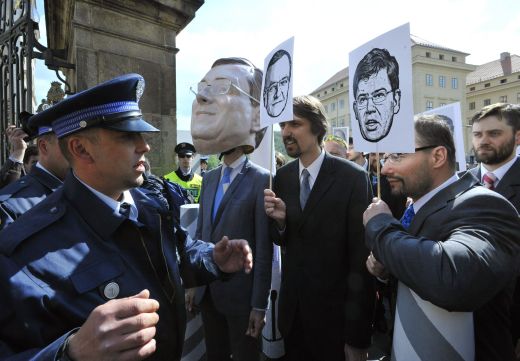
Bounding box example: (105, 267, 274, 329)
(0, 0, 38, 161)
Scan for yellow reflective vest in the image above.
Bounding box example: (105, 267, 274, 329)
(164, 169, 202, 203)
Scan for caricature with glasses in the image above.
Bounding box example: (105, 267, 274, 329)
(263, 50, 292, 118)
(353, 48, 401, 142)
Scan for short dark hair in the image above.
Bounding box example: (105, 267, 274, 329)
(23, 144, 38, 164)
(293, 95, 328, 144)
(211, 57, 263, 106)
(470, 103, 520, 132)
(266, 50, 292, 81)
(353, 48, 399, 98)
(414, 114, 456, 171)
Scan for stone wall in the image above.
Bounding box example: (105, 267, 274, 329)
(45, 0, 203, 175)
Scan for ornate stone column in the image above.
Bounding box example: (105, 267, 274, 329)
(45, 0, 203, 175)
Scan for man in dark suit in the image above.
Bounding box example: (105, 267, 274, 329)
(0, 74, 253, 361)
(0, 127, 69, 230)
(264, 95, 374, 361)
(364, 115, 520, 361)
(468, 102, 520, 357)
(191, 57, 272, 361)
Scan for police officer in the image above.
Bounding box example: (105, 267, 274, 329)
(164, 142, 203, 202)
(0, 74, 253, 361)
(0, 125, 69, 230)
(199, 156, 209, 177)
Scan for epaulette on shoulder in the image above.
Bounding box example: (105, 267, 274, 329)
(0, 192, 66, 256)
(0, 177, 32, 202)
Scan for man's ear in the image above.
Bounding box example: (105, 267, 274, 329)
(431, 146, 448, 169)
(393, 89, 401, 114)
(250, 105, 261, 133)
(515, 129, 520, 145)
(37, 138, 49, 156)
(68, 136, 94, 164)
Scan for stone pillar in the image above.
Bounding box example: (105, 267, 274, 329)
(45, 0, 203, 175)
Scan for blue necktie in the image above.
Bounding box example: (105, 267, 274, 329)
(400, 204, 415, 230)
(213, 166, 233, 221)
(300, 169, 311, 209)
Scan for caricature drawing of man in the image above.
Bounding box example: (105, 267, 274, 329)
(263, 50, 292, 118)
(353, 48, 401, 142)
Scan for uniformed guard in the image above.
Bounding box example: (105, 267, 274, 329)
(164, 142, 203, 202)
(0, 73, 253, 361)
(0, 124, 69, 230)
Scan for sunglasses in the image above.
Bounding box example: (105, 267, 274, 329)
(178, 154, 193, 159)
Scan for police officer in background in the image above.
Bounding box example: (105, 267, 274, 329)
(0, 125, 69, 230)
(0, 74, 253, 361)
(164, 142, 203, 202)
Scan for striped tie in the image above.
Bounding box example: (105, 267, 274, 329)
(392, 205, 474, 360)
(300, 169, 310, 209)
(482, 172, 497, 190)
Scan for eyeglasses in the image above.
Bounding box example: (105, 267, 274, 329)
(190, 78, 259, 104)
(355, 89, 393, 109)
(382, 145, 439, 164)
(178, 154, 193, 159)
(265, 76, 289, 95)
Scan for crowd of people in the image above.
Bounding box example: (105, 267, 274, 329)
(0, 62, 519, 361)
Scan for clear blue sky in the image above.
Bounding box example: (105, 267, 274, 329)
(35, 0, 520, 130)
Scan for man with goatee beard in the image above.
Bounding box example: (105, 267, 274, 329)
(264, 95, 374, 361)
(469, 102, 520, 358)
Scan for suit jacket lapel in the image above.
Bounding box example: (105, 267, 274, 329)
(298, 154, 335, 230)
(212, 159, 250, 227)
(495, 158, 520, 201)
(409, 173, 478, 235)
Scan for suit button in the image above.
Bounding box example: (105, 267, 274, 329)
(49, 206, 58, 214)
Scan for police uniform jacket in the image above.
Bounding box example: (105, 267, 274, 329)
(0, 172, 221, 361)
(0, 165, 62, 230)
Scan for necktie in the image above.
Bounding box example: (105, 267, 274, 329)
(400, 204, 415, 230)
(482, 172, 497, 190)
(213, 166, 233, 221)
(119, 202, 131, 218)
(300, 169, 311, 209)
(392, 202, 474, 361)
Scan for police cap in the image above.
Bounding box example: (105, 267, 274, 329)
(27, 74, 159, 138)
(175, 142, 196, 156)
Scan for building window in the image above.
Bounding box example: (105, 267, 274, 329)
(500, 79, 507, 84)
(439, 76, 446, 88)
(426, 74, 433, 86)
(484, 99, 491, 106)
(339, 99, 345, 109)
(484, 83, 490, 88)
(426, 100, 433, 110)
(324, 90, 327, 94)
(317, 94, 320, 98)
(469, 102, 475, 110)
(426, 52, 431, 58)
(451, 77, 458, 89)
(340, 83, 344, 87)
(439, 54, 444, 60)
(470, 86, 475, 91)
(439, 103, 446, 107)
(452, 56, 457, 62)
(517, 93, 520, 103)
(500, 95, 507, 102)
(324, 104, 328, 112)
(332, 87, 335, 91)
(331, 102, 336, 111)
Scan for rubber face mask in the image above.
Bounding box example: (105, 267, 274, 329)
(191, 64, 261, 154)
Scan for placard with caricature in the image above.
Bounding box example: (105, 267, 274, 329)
(261, 37, 294, 128)
(349, 23, 414, 153)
